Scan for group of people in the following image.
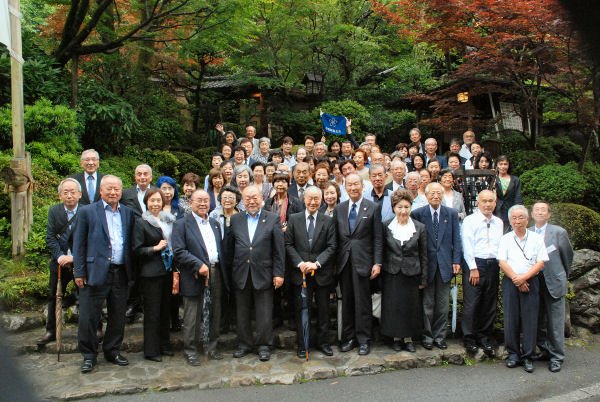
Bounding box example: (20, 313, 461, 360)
(38, 125, 573, 376)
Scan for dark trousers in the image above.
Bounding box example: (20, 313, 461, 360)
(537, 273, 566, 363)
(340, 261, 372, 345)
(422, 268, 450, 343)
(294, 276, 330, 348)
(273, 272, 295, 326)
(462, 258, 500, 344)
(78, 267, 127, 360)
(141, 275, 171, 357)
(502, 275, 539, 361)
(235, 271, 273, 351)
(46, 266, 74, 333)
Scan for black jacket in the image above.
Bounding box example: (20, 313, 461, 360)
(132, 218, 168, 278)
(382, 218, 429, 287)
(70, 172, 104, 205)
(45, 203, 78, 273)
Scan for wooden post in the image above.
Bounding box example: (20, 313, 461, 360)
(6, 0, 32, 257)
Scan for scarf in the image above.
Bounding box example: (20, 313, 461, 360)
(142, 210, 176, 243)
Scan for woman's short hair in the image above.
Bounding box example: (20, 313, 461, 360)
(328, 139, 342, 153)
(268, 150, 283, 162)
(474, 151, 494, 169)
(272, 172, 291, 184)
(427, 157, 441, 167)
(143, 187, 166, 208)
(439, 168, 455, 180)
(496, 154, 512, 173)
(390, 189, 414, 209)
(232, 165, 253, 186)
(208, 168, 224, 191)
(250, 161, 266, 171)
(217, 185, 242, 204)
(313, 162, 332, 179)
(395, 142, 408, 151)
(181, 172, 201, 188)
(353, 149, 368, 160)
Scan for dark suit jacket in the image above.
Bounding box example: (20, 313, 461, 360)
(73, 201, 134, 286)
(284, 211, 336, 287)
(132, 218, 168, 278)
(172, 214, 227, 297)
(426, 154, 448, 168)
(333, 198, 383, 277)
(121, 186, 149, 218)
(494, 175, 522, 227)
(45, 203, 79, 273)
(287, 183, 309, 206)
(263, 195, 304, 219)
(382, 218, 429, 287)
(384, 181, 404, 193)
(411, 205, 461, 284)
(225, 209, 285, 290)
(528, 224, 574, 298)
(70, 172, 104, 205)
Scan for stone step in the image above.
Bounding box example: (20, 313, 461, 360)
(20, 340, 479, 400)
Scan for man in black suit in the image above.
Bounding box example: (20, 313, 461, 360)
(285, 186, 337, 358)
(120, 164, 153, 320)
(37, 178, 81, 345)
(411, 182, 461, 350)
(172, 189, 228, 366)
(73, 175, 134, 373)
(333, 173, 383, 356)
(530, 201, 574, 372)
(288, 162, 311, 201)
(70, 149, 104, 205)
(424, 138, 448, 168)
(385, 158, 406, 192)
(225, 185, 285, 361)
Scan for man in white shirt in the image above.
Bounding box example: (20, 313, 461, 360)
(459, 130, 475, 160)
(498, 205, 549, 373)
(461, 190, 504, 354)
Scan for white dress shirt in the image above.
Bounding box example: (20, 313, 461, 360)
(192, 212, 219, 264)
(137, 185, 149, 213)
(497, 230, 549, 275)
(459, 144, 473, 160)
(461, 210, 504, 270)
(533, 223, 547, 237)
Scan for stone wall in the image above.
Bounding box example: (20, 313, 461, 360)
(569, 249, 600, 332)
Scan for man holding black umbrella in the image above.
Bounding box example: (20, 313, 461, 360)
(285, 186, 337, 358)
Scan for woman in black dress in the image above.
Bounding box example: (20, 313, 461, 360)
(132, 187, 175, 361)
(381, 189, 428, 352)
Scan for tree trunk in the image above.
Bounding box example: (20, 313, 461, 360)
(71, 54, 78, 109)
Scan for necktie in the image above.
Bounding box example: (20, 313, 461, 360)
(308, 215, 315, 247)
(433, 210, 439, 242)
(87, 175, 95, 202)
(67, 210, 75, 230)
(349, 203, 357, 233)
(298, 187, 305, 200)
(536, 228, 542, 235)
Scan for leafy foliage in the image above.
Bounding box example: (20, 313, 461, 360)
(521, 163, 587, 207)
(550, 204, 600, 251)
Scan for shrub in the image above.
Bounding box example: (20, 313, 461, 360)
(149, 150, 179, 179)
(100, 156, 142, 189)
(27, 142, 81, 177)
(192, 147, 217, 175)
(550, 203, 600, 251)
(315, 100, 371, 144)
(509, 149, 554, 177)
(172, 151, 206, 181)
(0, 270, 50, 310)
(536, 136, 581, 165)
(521, 163, 587, 206)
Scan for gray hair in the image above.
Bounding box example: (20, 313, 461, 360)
(314, 142, 326, 149)
(424, 137, 437, 146)
(508, 204, 529, 220)
(368, 164, 386, 176)
(345, 173, 363, 185)
(409, 127, 421, 135)
(100, 174, 123, 188)
(365, 133, 376, 139)
(233, 164, 253, 183)
(81, 149, 100, 161)
(424, 182, 443, 194)
(135, 164, 153, 176)
(58, 178, 82, 193)
(258, 137, 271, 145)
(359, 142, 372, 150)
(304, 185, 322, 198)
(390, 158, 406, 170)
(477, 189, 497, 202)
(406, 171, 421, 183)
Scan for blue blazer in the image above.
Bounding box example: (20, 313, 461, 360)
(426, 154, 448, 168)
(172, 214, 228, 297)
(73, 201, 134, 286)
(411, 204, 461, 284)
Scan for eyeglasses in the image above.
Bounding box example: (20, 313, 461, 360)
(221, 195, 236, 201)
(274, 170, 290, 175)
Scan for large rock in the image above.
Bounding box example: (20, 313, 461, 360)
(569, 249, 600, 332)
(0, 312, 44, 332)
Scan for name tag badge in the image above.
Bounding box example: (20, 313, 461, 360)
(547, 244, 557, 254)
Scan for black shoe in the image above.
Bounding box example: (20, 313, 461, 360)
(422, 341, 433, 350)
(479, 340, 494, 353)
(106, 353, 129, 366)
(233, 348, 251, 358)
(81, 358, 97, 373)
(206, 350, 223, 360)
(434, 340, 447, 350)
(523, 359, 534, 373)
(465, 342, 478, 353)
(297, 347, 307, 359)
(405, 342, 416, 353)
(358, 343, 370, 355)
(160, 348, 174, 357)
(258, 350, 271, 362)
(185, 354, 202, 366)
(339, 339, 357, 352)
(506, 359, 519, 368)
(125, 306, 136, 318)
(319, 344, 333, 356)
(36, 332, 56, 346)
(549, 361, 562, 373)
(532, 349, 551, 361)
(145, 355, 162, 362)
(392, 340, 404, 352)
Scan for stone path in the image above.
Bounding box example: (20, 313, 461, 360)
(19, 341, 471, 400)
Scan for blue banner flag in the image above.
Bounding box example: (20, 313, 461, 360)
(321, 112, 347, 136)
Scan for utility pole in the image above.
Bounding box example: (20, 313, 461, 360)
(0, 0, 33, 257)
